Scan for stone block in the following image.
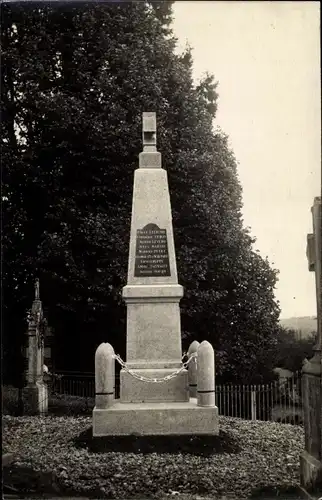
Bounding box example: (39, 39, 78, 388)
(139, 152, 161, 168)
(124, 300, 183, 364)
(123, 284, 183, 302)
(120, 368, 189, 402)
(93, 399, 219, 436)
(142, 112, 156, 132)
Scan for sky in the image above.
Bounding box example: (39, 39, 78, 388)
(172, 1, 321, 320)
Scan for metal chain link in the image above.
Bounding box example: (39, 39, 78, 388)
(113, 353, 197, 383)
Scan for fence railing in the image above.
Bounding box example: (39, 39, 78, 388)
(52, 371, 97, 399)
(215, 378, 303, 424)
(51, 371, 303, 425)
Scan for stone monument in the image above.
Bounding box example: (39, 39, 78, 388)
(93, 112, 218, 436)
(300, 196, 322, 493)
(23, 279, 48, 415)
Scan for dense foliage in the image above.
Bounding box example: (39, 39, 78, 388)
(273, 328, 317, 373)
(2, 1, 280, 384)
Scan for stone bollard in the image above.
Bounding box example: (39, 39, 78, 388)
(187, 340, 199, 398)
(197, 340, 216, 407)
(95, 343, 115, 409)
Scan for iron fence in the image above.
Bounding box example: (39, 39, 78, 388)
(52, 371, 120, 399)
(215, 377, 303, 424)
(51, 371, 303, 424)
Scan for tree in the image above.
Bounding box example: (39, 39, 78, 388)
(272, 327, 317, 373)
(2, 1, 280, 384)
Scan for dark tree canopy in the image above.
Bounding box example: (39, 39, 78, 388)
(2, 1, 280, 385)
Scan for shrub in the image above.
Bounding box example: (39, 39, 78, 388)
(49, 394, 94, 416)
(2, 386, 21, 415)
(2, 385, 94, 416)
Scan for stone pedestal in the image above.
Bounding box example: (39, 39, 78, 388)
(23, 279, 48, 415)
(93, 400, 218, 436)
(300, 354, 322, 492)
(300, 197, 322, 494)
(120, 370, 189, 403)
(23, 382, 48, 415)
(120, 284, 189, 403)
(93, 112, 218, 436)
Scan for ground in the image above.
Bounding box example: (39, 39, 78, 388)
(2, 414, 305, 499)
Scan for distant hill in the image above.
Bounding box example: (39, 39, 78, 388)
(279, 316, 317, 339)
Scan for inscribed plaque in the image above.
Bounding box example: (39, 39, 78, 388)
(134, 223, 170, 277)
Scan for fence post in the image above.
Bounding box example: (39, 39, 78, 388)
(269, 381, 273, 422)
(217, 384, 222, 415)
(251, 386, 257, 421)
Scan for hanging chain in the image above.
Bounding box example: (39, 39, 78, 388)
(113, 353, 197, 384)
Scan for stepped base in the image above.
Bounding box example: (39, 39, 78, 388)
(93, 398, 219, 436)
(23, 383, 48, 415)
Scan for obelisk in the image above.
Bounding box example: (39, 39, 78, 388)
(121, 112, 188, 402)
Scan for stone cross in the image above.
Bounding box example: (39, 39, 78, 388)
(139, 112, 161, 169)
(142, 111, 157, 151)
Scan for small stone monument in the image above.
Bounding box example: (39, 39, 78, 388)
(300, 196, 322, 493)
(93, 113, 218, 436)
(23, 279, 48, 415)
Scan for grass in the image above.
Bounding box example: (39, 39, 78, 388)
(2, 400, 305, 499)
